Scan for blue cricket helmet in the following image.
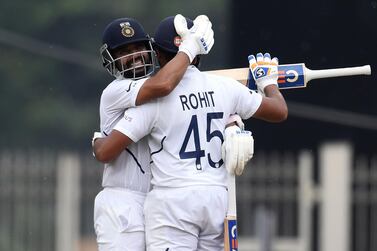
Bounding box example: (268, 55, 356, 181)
(100, 17, 156, 79)
(153, 16, 194, 54)
(101, 17, 150, 50)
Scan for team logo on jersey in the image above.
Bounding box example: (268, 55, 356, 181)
(174, 36, 182, 47)
(120, 22, 135, 37)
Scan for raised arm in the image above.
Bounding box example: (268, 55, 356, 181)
(135, 14, 214, 105)
(135, 52, 190, 105)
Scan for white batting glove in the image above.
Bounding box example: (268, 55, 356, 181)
(92, 131, 102, 147)
(91, 131, 103, 157)
(174, 14, 214, 63)
(249, 53, 279, 94)
(222, 125, 254, 176)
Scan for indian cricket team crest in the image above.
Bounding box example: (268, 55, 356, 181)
(120, 22, 135, 37)
(174, 36, 182, 47)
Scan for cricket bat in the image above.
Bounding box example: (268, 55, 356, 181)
(224, 173, 238, 251)
(206, 64, 371, 89)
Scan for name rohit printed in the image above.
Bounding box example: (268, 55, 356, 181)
(179, 91, 215, 111)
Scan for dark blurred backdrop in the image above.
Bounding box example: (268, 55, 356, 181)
(231, 0, 377, 153)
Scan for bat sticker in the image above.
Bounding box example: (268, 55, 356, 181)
(247, 64, 306, 89)
(276, 64, 305, 88)
(225, 218, 238, 251)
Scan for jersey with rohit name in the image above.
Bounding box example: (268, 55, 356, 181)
(99, 77, 151, 193)
(114, 66, 262, 189)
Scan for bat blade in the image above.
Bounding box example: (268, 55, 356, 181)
(206, 68, 250, 85)
(205, 64, 371, 90)
(224, 174, 238, 251)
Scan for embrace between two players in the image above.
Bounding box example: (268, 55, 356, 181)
(92, 13, 287, 251)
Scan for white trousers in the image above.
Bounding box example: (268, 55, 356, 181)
(94, 187, 147, 251)
(144, 185, 227, 251)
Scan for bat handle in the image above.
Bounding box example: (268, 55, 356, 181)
(306, 65, 371, 82)
(227, 173, 237, 216)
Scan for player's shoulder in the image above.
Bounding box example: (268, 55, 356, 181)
(125, 97, 157, 118)
(185, 66, 243, 91)
(103, 78, 132, 92)
(187, 66, 230, 81)
(203, 71, 243, 88)
(101, 77, 147, 98)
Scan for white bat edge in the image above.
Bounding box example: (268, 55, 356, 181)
(305, 65, 371, 83)
(227, 173, 237, 217)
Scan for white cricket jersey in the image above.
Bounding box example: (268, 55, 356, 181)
(99, 77, 151, 193)
(114, 66, 262, 188)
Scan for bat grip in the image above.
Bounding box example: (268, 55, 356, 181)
(306, 65, 371, 82)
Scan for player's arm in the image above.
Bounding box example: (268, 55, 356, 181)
(135, 52, 190, 105)
(94, 103, 155, 163)
(253, 85, 287, 122)
(250, 53, 288, 122)
(93, 130, 134, 163)
(135, 14, 214, 105)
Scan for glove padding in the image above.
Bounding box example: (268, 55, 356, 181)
(249, 52, 279, 95)
(222, 125, 254, 176)
(174, 14, 214, 63)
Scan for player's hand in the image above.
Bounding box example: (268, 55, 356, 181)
(174, 14, 214, 63)
(249, 53, 279, 94)
(222, 125, 254, 176)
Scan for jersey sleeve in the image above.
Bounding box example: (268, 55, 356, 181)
(113, 101, 158, 143)
(102, 78, 147, 113)
(228, 79, 263, 119)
